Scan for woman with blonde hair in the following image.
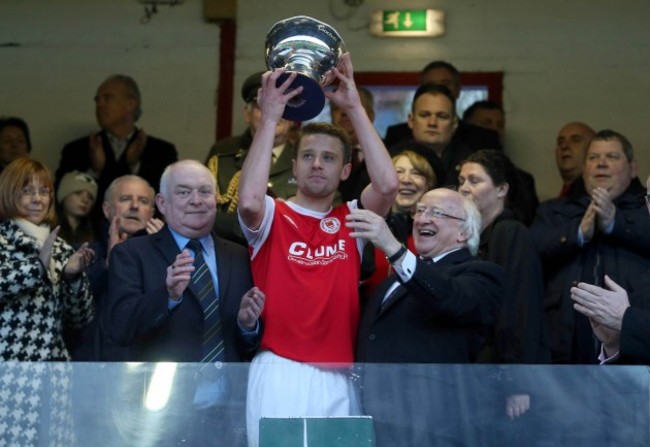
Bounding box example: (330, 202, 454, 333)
(361, 149, 438, 300)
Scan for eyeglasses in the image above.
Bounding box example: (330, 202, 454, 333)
(412, 205, 466, 222)
(20, 187, 51, 198)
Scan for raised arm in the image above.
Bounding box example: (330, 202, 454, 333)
(325, 53, 398, 216)
(237, 70, 302, 230)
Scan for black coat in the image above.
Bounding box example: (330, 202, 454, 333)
(384, 120, 502, 153)
(620, 305, 650, 364)
(356, 248, 505, 363)
(530, 177, 650, 363)
(55, 129, 177, 216)
(356, 248, 506, 447)
(476, 210, 550, 363)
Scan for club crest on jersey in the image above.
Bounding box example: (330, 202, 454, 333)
(320, 217, 340, 234)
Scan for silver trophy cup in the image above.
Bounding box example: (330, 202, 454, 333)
(265, 15, 346, 121)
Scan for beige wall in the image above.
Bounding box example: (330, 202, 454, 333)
(1, 0, 648, 200)
(1, 0, 220, 179)
(235, 0, 650, 200)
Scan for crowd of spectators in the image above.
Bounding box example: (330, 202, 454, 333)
(1, 56, 649, 446)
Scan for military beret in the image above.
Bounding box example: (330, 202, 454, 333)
(241, 71, 265, 103)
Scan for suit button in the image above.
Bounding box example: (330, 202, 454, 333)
(368, 334, 376, 341)
(560, 236, 567, 244)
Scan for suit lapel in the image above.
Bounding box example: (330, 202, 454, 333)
(153, 226, 181, 266)
(375, 275, 407, 317)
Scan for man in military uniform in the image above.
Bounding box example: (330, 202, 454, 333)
(205, 71, 297, 244)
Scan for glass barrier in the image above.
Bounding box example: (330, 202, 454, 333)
(1, 362, 648, 447)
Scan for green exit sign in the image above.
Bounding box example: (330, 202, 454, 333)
(370, 9, 445, 37)
(383, 10, 428, 32)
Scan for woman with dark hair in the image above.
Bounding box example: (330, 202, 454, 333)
(0, 116, 31, 173)
(459, 149, 550, 430)
(0, 158, 94, 361)
(458, 149, 549, 364)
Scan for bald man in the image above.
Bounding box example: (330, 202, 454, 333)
(555, 122, 595, 196)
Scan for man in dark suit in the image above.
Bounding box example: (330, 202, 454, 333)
(531, 130, 650, 364)
(383, 60, 501, 153)
(66, 174, 160, 361)
(570, 174, 650, 364)
(55, 74, 178, 219)
(349, 188, 505, 446)
(104, 160, 264, 446)
(389, 83, 472, 187)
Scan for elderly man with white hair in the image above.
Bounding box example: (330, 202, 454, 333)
(352, 186, 505, 363)
(351, 187, 506, 447)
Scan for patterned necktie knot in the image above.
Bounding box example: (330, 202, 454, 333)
(187, 238, 202, 255)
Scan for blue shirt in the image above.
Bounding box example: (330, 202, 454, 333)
(167, 228, 220, 309)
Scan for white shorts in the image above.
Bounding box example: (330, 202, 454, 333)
(246, 351, 361, 447)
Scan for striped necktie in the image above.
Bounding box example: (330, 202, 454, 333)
(186, 239, 225, 363)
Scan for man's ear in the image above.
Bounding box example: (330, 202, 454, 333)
(630, 159, 638, 180)
(340, 162, 352, 182)
(102, 201, 111, 220)
(155, 193, 165, 215)
(127, 98, 138, 118)
(457, 224, 471, 245)
(243, 103, 254, 127)
(496, 182, 509, 199)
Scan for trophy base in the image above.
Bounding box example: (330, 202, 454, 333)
(276, 72, 325, 122)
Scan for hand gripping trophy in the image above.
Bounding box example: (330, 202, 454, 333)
(265, 15, 347, 121)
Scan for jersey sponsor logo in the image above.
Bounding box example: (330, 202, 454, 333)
(287, 240, 348, 266)
(320, 217, 340, 234)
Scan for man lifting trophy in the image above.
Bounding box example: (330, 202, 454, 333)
(242, 14, 400, 447)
